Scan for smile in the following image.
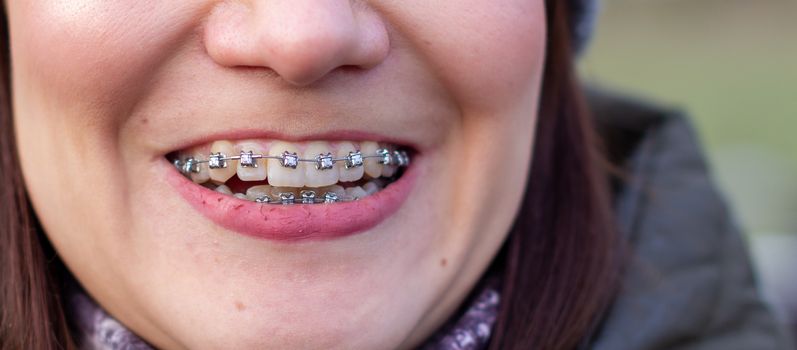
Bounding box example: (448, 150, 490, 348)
(165, 138, 418, 242)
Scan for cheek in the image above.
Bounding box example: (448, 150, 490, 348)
(398, 0, 547, 114)
(429, 1, 545, 248)
(6, 0, 207, 284)
(7, 0, 209, 193)
(388, 0, 545, 258)
(7, 1, 202, 114)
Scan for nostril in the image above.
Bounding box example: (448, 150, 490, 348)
(202, 0, 389, 86)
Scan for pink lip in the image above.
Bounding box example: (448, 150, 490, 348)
(164, 158, 419, 242)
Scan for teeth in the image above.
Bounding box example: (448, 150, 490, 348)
(211, 183, 387, 204)
(254, 196, 272, 203)
(270, 186, 298, 198)
(337, 142, 364, 182)
(362, 181, 380, 195)
(178, 139, 409, 202)
(190, 151, 210, 184)
(318, 184, 345, 197)
(323, 192, 340, 203)
(278, 192, 296, 204)
(215, 184, 233, 195)
(300, 190, 317, 204)
(245, 185, 273, 200)
(236, 141, 268, 181)
(272, 187, 298, 204)
(209, 141, 237, 183)
(361, 141, 383, 178)
(379, 143, 397, 177)
(345, 186, 368, 200)
(267, 141, 305, 187)
(381, 161, 397, 177)
(303, 141, 339, 187)
(393, 150, 409, 167)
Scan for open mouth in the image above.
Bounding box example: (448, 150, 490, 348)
(164, 138, 418, 242)
(169, 139, 411, 203)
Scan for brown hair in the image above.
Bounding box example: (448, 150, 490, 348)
(0, 1, 620, 349)
(0, 9, 75, 349)
(488, 1, 621, 349)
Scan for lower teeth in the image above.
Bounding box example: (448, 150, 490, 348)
(209, 179, 388, 205)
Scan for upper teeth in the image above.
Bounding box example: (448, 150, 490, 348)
(175, 140, 410, 189)
(315, 153, 334, 170)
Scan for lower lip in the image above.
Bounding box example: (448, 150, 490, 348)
(165, 159, 419, 242)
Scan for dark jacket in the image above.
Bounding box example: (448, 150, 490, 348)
(585, 86, 795, 350)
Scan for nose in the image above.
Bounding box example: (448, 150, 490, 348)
(203, 1, 390, 86)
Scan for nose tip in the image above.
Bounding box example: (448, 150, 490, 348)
(203, 1, 389, 86)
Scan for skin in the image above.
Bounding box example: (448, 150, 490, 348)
(8, 1, 546, 349)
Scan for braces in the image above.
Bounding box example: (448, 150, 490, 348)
(173, 148, 410, 205)
(249, 190, 350, 205)
(175, 148, 410, 175)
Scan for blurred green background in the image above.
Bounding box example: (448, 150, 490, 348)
(579, 0, 797, 330)
(580, 0, 797, 237)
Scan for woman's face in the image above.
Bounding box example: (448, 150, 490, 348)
(8, 1, 545, 348)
